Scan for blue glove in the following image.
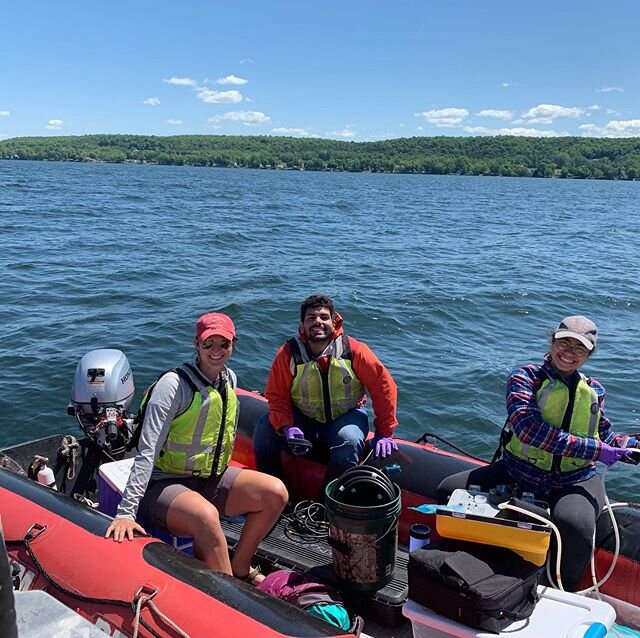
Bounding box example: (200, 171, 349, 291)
(599, 443, 633, 467)
(372, 435, 398, 458)
(283, 426, 311, 456)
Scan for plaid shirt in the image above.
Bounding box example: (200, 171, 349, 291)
(502, 356, 631, 495)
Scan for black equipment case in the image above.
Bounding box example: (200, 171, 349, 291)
(407, 540, 543, 634)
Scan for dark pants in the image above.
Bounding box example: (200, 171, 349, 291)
(437, 460, 606, 592)
(252, 407, 369, 486)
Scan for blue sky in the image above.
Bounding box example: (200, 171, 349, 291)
(2, 1, 639, 141)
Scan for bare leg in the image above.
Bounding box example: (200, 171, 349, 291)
(224, 470, 288, 583)
(164, 490, 232, 574)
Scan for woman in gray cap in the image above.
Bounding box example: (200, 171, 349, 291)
(438, 315, 638, 591)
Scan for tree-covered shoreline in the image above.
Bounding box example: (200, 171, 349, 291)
(2, 134, 640, 180)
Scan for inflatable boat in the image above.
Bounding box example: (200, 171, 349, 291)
(1, 349, 639, 637)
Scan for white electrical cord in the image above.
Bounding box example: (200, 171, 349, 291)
(578, 467, 621, 597)
(579, 451, 640, 597)
(497, 501, 565, 590)
(498, 456, 640, 596)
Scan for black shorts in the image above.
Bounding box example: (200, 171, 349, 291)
(137, 465, 242, 532)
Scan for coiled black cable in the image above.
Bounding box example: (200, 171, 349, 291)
(282, 500, 329, 543)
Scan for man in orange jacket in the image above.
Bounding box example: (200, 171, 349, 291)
(253, 294, 399, 485)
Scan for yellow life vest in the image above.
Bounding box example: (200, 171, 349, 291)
(289, 335, 364, 423)
(506, 372, 600, 472)
(154, 364, 238, 477)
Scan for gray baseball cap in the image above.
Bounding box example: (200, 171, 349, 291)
(554, 316, 597, 351)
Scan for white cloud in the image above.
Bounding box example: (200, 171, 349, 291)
(500, 82, 514, 88)
(521, 104, 584, 124)
(271, 127, 309, 136)
(327, 125, 356, 138)
(476, 109, 513, 120)
(208, 111, 271, 126)
(415, 108, 469, 127)
(46, 119, 63, 129)
(217, 75, 247, 85)
(143, 97, 160, 106)
(579, 119, 640, 138)
(240, 58, 254, 65)
(197, 88, 243, 104)
(166, 119, 183, 125)
(163, 77, 197, 86)
(463, 126, 567, 138)
(586, 104, 601, 111)
(597, 86, 623, 93)
(416, 126, 424, 131)
(163, 76, 244, 105)
(606, 108, 617, 115)
(0, 110, 10, 117)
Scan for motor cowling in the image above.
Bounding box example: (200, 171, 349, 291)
(68, 349, 135, 451)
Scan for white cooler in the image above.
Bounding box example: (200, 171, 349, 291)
(402, 586, 616, 638)
(98, 457, 135, 517)
(98, 457, 193, 552)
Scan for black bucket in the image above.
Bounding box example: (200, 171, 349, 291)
(325, 465, 401, 592)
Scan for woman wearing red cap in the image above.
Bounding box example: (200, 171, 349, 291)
(106, 312, 288, 585)
(438, 315, 639, 591)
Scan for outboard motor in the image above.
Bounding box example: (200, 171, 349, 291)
(68, 349, 135, 454)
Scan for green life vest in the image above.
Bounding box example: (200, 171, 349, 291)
(289, 335, 364, 423)
(505, 372, 600, 472)
(153, 364, 238, 477)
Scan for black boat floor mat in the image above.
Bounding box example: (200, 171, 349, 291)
(221, 515, 408, 627)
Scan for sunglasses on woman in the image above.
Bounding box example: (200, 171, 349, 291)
(200, 336, 232, 350)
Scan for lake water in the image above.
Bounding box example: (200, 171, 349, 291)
(1, 160, 639, 499)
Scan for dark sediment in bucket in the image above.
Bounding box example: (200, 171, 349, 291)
(325, 465, 401, 592)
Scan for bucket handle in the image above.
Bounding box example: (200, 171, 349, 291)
(328, 520, 397, 555)
(374, 520, 398, 545)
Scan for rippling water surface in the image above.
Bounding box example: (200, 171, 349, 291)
(1, 160, 639, 498)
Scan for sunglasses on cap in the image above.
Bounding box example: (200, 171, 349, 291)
(200, 336, 232, 350)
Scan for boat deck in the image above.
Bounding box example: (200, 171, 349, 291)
(221, 514, 413, 636)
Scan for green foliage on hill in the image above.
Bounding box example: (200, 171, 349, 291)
(2, 133, 640, 180)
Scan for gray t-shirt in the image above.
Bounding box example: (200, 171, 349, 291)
(116, 364, 237, 520)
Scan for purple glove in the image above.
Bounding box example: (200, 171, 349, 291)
(372, 435, 399, 458)
(283, 426, 310, 456)
(599, 443, 633, 467)
(284, 426, 305, 440)
(621, 438, 640, 465)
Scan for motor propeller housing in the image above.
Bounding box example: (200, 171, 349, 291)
(68, 349, 135, 451)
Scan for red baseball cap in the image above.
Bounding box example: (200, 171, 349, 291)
(195, 313, 236, 342)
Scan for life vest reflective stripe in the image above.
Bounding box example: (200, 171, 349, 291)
(289, 335, 364, 423)
(506, 373, 600, 472)
(155, 364, 238, 477)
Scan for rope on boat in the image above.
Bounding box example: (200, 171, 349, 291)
(415, 431, 487, 463)
(132, 593, 192, 638)
(16, 523, 174, 638)
(58, 435, 79, 480)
